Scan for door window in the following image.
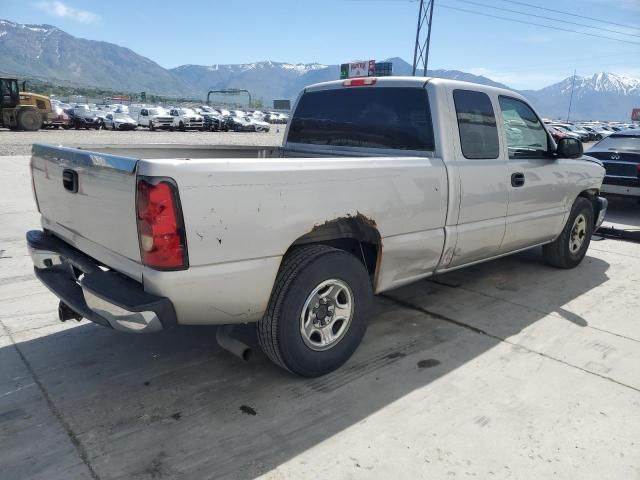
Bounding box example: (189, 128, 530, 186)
(498, 96, 549, 159)
(453, 90, 500, 159)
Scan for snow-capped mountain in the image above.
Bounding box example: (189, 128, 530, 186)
(174, 61, 329, 75)
(542, 72, 640, 97)
(1, 19, 637, 119)
(0, 18, 190, 96)
(524, 72, 640, 121)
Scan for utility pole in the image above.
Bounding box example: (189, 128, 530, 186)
(566, 69, 576, 123)
(412, 0, 435, 76)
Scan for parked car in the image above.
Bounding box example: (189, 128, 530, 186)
(69, 105, 101, 130)
(247, 116, 271, 132)
(103, 112, 138, 131)
(550, 124, 589, 142)
(226, 114, 254, 132)
(579, 126, 603, 141)
(196, 106, 228, 131)
(169, 108, 204, 131)
(27, 76, 606, 377)
(546, 125, 573, 142)
(586, 129, 640, 199)
(43, 105, 72, 129)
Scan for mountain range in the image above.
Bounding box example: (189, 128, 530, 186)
(1, 18, 638, 121)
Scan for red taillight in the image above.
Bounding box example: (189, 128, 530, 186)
(343, 77, 377, 87)
(136, 178, 188, 270)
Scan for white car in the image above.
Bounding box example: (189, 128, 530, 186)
(103, 112, 137, 131)
(28, 76, 607, 377)
(247, 117, 270, 132)
(169, 108, 204, 131)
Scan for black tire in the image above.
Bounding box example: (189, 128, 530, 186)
(17, 109, 42, 131)
(258, 245, 372, 377)
(542, 197, 594, 269)
(179, 121, 185, 132)
(149, 122, 155, 131)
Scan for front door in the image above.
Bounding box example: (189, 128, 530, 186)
(498, 96, 567, 252)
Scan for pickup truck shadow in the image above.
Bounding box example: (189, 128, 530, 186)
(3, 250, 609, 479)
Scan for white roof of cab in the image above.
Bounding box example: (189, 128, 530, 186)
(304, 75, 529, 104)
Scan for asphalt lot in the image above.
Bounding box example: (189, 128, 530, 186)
(0, 133, 639, 479)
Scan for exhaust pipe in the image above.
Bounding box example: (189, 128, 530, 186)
(216, 325, 252, 361)
(58, 301, 82, 322)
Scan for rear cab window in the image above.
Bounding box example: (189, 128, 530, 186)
(288, 87, 434, 151)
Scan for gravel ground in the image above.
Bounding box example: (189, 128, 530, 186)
(0, 127, 286, 156)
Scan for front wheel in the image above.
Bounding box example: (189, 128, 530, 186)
(258, 245, 372, 377)
(542, 197, 594, 269)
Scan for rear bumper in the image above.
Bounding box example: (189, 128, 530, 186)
(601, 183, 640, 198)
(27, 230, 177, 333)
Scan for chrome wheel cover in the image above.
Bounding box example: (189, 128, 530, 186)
(569, 213, 587, 254)
(300, 279, 354, 351)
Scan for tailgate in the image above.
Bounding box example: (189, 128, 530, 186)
(31, 144, 142, 277)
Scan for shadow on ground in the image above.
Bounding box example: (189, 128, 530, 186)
(0, 250, 610, 479)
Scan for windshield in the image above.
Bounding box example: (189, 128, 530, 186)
(592, 134, 640, 152)
(148, 108, 167, 115)
(179, 108, 195, 115)
(113, 113, 131, 120)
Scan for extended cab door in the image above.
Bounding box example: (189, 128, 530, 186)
(497, 96, 567, 251)
(445, 88, 509, 268)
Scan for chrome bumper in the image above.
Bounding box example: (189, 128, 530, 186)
(27, 230, 177, 333)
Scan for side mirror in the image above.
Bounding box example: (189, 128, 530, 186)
(556, 137, 583, 159)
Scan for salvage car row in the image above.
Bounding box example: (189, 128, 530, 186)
(542, 119, 637, 143)
(46, 100, 289, 132)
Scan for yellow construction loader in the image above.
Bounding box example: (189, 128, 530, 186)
(0, 76, 54, 131)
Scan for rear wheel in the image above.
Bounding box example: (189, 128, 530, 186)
(543, 197, 594, 269)
(17, 109, 42, 131)
(258, 245, 372, 377)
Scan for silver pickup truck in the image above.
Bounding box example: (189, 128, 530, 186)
(27, 76, 607, 377)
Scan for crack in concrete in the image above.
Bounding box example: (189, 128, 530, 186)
(0, 319, 101, 480)
(380, 294, 640, 394)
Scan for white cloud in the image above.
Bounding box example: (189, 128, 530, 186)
(35, 1, 99, 24)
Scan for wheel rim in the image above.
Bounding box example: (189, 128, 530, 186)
(300, 279, 354, 351)
(569, 213, 587, 254)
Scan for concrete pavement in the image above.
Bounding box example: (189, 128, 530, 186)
(1, 155, 639, 480)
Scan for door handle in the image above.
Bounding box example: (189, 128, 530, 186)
(511, 172, 525, 187)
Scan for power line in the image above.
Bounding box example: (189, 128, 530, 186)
(497, 0, 640, 31)
(438, 4, 640, 45)
(452, 0, 640, 38)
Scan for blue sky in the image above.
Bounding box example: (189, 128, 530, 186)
(3, 0, 640, 89)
